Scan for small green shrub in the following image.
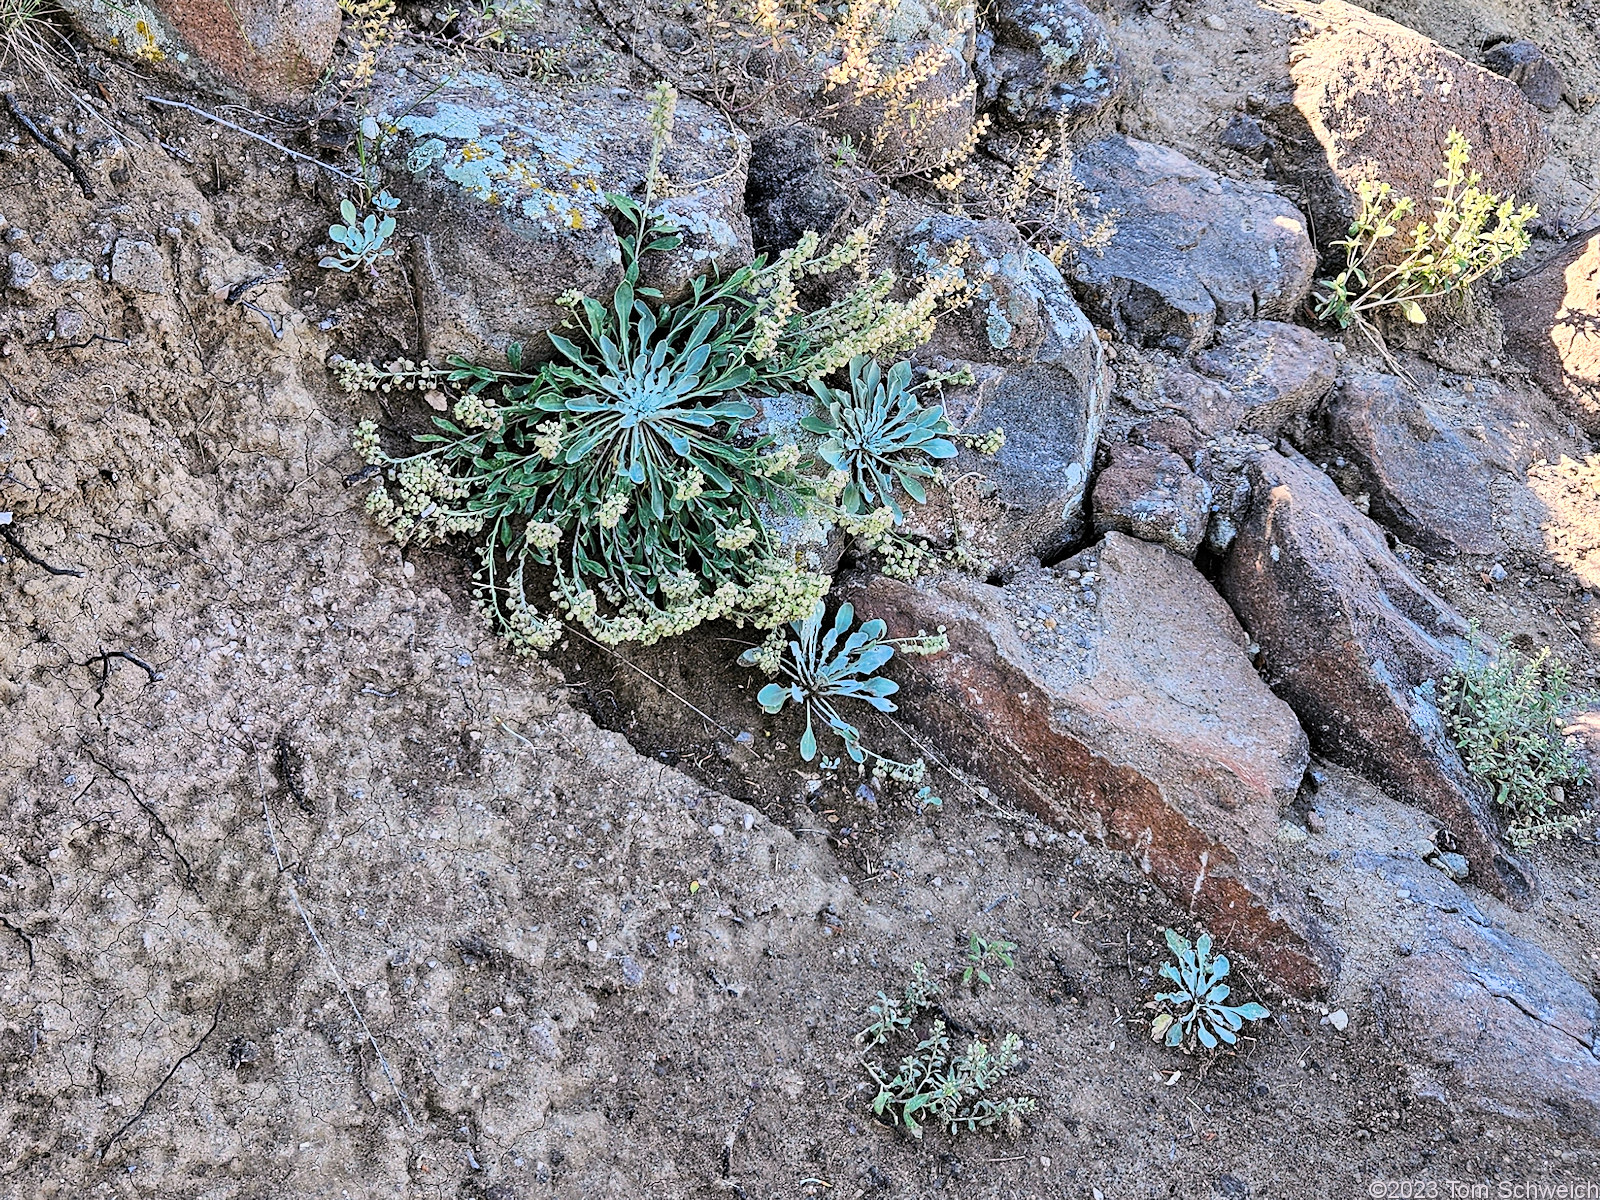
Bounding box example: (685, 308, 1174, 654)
(1443, 636, 1594, 847)
(857, 962, 1035, 1140)
(739, 600, 946, 775)
(803, 356, 957, 520)
(1148, 929, 1269, 1053)
(321, 192, 399, 274)
(1313, 130, 1535, 329)
(859, 961, 940, 1046)
(962, 932, 1016, 989)
(346, 190, 974, 651)
(868, 1024, 1034, 1139)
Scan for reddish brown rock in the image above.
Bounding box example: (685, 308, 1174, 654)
(852, 533, 1338, 996)
(1127, 415, 1204, 466)
(1090, 442, 1212, 558)
(1482, 39, 1568, 113)
(1190, 320, 1337, 438)
(1217, 449, 1534, 906)
(1265, 1, 1546, 265)
(1498, 231, 1600, 437)
(58, 0, 339, 102)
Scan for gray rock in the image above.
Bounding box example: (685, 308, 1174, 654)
(852, 533, 1335, 995)
(6, 252, 38, 292)
(1373, 915, 1600, 1135)
(377, 66, 752, 366)
(1090, 442, 1213, 558)
(894, 212, 1110, 572)
(1068, 136, 1316, 352)
(744, 127, 850, 256)
(1324, 367, 1578, 557)
(974, 0, 1125, 130)
(1263, 2, 1546, 266)
(49, 259, 93, 283)
(1190, 320, 1337, 438)
(54, 309, 87, 343)
(1218, 112, 1269, 159)
(1482, 39, 1567, 112)
(1218, 448, 1533, 905)
(110, 239, 167, 294)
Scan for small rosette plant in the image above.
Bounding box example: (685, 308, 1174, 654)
(804, 356, 958, 520)
(1149, 928, 1270, 1052)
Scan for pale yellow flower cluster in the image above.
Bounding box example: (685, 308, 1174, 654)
(331, 356, 447, 395)
(526, 521, 562, 550)
(452, 392, 501, 431)
(596, 491, 630, 530)
(533, 419, 563, 461)
(673, 469, 706, 502)
(715, 522, 759, 551)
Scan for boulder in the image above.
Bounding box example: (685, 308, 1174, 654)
(1189, 320, 1337, 438)
(974, 0, 1125, 131)
(1068, 136, 1317, 352)
(1482, 39, 1568, 113)
(744, 127, 851, 256)
(895, 212, 1110, 572)
(57, 0, 339, 102)
(1263, 1, 1547, 264)
(852, 534, 1338, 996)
(1089, 442, 1212, 558)
(1217, 449, 1534, 905)
(1150, 362, 1253, 439)
(1323, 367, 1578, 557)
(1372, 915, 1600, 1136)
(375, 67, 752, 365)
(1497, 231, 1600, 437)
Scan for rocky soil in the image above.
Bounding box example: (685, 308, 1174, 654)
(1, 0, 1598, 1196)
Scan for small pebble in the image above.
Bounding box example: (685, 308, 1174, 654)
(1203, 13, 1227, 28)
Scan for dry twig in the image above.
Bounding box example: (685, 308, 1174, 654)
(100, 996, 224, 1155)
(1, 523, 85, 576)
(4, 90, 96, 198)
(143, 95, 360, 182)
